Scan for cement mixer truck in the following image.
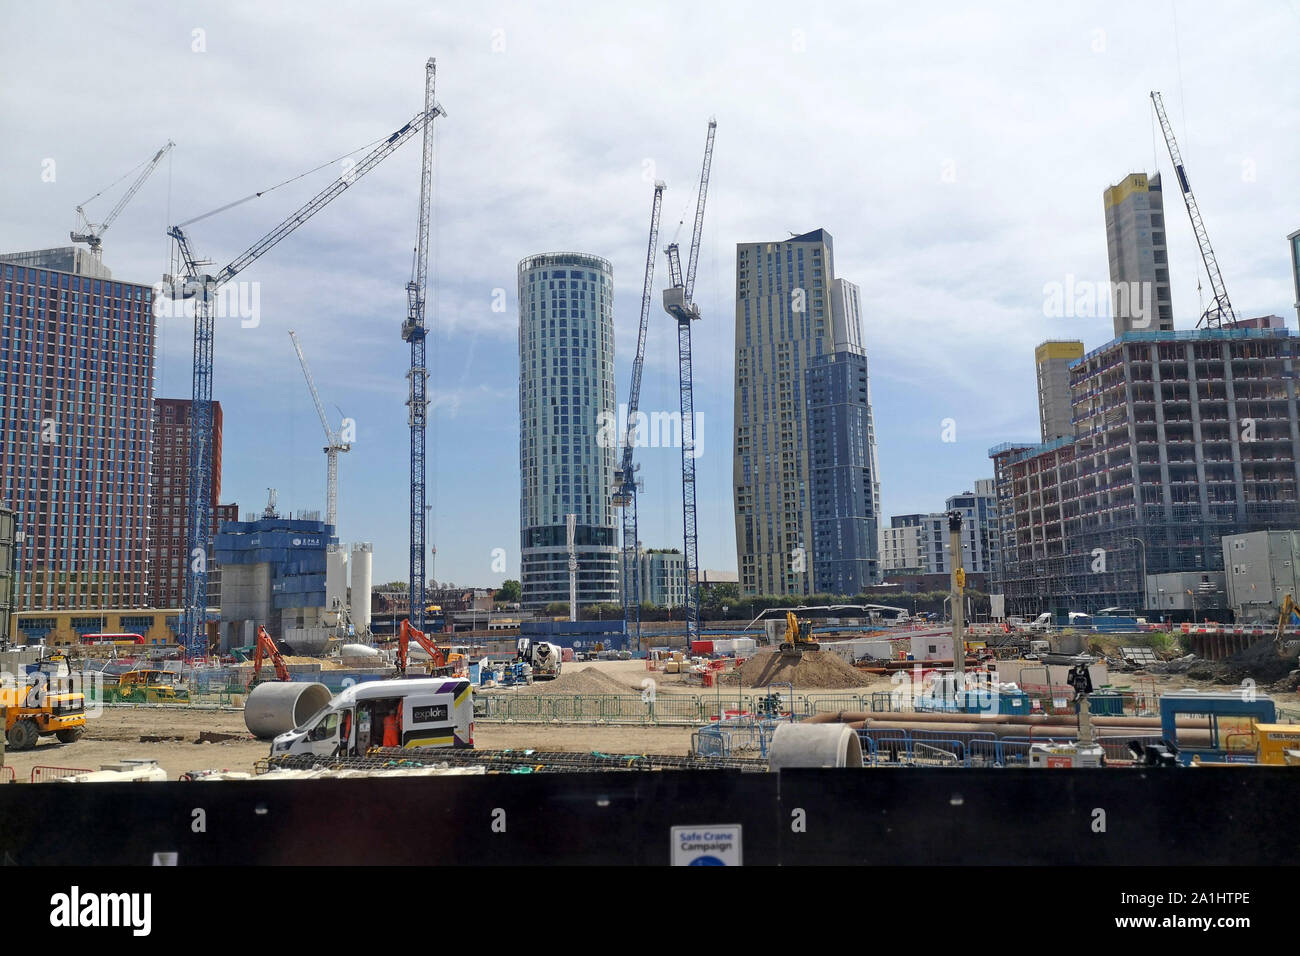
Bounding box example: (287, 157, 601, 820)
(517, 638, 562, 681)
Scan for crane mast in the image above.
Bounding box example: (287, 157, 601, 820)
(72, 140, 174, 259)
(615, 181, 665, 650)
(164, 72, 440, 659)
(288, 330, 350, 528)
(662, 119, 716, 645)
(402, 58, 442, 635)
(1150, 91, 1236, 328)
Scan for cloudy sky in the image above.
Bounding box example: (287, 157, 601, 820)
(3, 1, 1298, 586)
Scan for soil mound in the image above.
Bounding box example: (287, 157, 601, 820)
(522, 666, 637, 696)
(721, 648, 864, 689)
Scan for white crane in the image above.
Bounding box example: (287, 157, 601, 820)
(288, 329, 351, 528)
(71, 140, 175, 259)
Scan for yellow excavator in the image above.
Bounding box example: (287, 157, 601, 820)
(1276, 594, 1300, 658)
(778, 611, 820, 659)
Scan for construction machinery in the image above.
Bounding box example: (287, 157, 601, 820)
(1276, 594, 1300, 657)
(248, 626, 291, 688)
(662, 119, 716, 646)
(613, 180, 666, 650)
(396, 618, 464, 678)
(288, 329, 351, 528)
(402, 59, 444, 638)
(162, 64, 442, 660)
(1, 654, 86, 750)
(778, 610, 820, 659)
(102, 669, 190, 704)
(70, 140, 174, 259)
(1150, 91, 1236, 328)
(517, 637, 562, 681)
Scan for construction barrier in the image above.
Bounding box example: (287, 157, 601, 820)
(1, 767, 13, 783)
(30, 765, 93, 784)
(475, 692, 879, 725)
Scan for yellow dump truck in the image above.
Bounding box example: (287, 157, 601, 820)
(1, 655, 87, 751)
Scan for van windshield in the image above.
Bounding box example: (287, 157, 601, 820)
(292, 704, 331, 733)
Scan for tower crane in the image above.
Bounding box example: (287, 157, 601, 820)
(288, 329, 351, 528)
(662, 119, 716, 645)
(71, 140, 174, 260)
(162, 68, 442, 659)
(401, 58, 444, 636)
(613, 181, 665, 649)
(1150, 91, 1236, 328)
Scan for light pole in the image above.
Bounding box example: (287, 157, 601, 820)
(1124, 536, 1147, 611)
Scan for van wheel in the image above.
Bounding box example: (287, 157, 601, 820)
(7, 719, 39, 751)
(56, 727, 84, 744)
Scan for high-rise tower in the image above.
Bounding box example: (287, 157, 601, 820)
(733, 229, 880, 596)
(1104, 173, 1174, 334)
(0, 247, 155, 609)
(518, 252, 619, 609)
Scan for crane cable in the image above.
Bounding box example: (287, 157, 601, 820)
(175, 132, 389, 228)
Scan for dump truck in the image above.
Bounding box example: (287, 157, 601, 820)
(1, 653, 87, 751)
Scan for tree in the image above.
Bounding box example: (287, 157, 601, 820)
(495, 579, 521, 603)
(703, 582, 740, 608)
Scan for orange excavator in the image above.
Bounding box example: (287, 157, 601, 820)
(396, 619, 467, 677)
(248, 625, 291, 688)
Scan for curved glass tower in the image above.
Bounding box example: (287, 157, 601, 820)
(518, 252, 619, 609)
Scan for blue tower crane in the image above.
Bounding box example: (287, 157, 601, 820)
(662, 119, 716, 645)
(401, 59, 444, 636)
(614, 181, 665, 651)
(164, 67, 442, 659)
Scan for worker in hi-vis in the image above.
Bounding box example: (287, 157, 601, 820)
(382, 710, 399, 749)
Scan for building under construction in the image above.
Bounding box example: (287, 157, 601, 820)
(991, 324, 1300, 615)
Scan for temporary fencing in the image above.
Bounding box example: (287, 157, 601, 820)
(476, 692, 882, 725)
(29, 765, 93, 783)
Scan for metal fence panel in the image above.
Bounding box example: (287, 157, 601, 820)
(30, 765, 93, 783)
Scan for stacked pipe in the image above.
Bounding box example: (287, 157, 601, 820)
(803, 710, 1212, 745)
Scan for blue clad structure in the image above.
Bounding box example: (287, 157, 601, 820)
(214, 516, 338, 647)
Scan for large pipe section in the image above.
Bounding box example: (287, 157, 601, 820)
(244, 682, 332, 740)
(768, 723, 864, 769)
(804, 711, 1207, 730)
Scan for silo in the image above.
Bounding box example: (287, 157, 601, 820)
(325, 546, 348, 623)
(351, 542, 373, 631)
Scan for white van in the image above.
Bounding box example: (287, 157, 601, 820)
(270, 677, 474, 759)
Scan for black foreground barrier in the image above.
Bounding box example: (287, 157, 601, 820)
(1, 767, 1297, 866)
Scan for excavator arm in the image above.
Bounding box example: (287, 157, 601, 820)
(398, 618, 450, 676)
(249, 626, 290, 687)
(1276, 595, 1300, 654)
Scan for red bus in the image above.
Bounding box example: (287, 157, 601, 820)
(79, 633, 146, 646)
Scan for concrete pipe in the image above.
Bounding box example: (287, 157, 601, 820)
(768, 723, 864, 770)
(244, 682, 332, 740)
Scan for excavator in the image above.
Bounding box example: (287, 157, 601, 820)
(396, 619, 466, 678)
(247, 626, 291, 689)
(778, 611, 820, 659)
(1276, 595, 1300, 659)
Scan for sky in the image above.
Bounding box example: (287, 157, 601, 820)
(2, 1, 1299, 587)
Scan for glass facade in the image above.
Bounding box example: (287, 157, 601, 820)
(517, 253, 619, 608)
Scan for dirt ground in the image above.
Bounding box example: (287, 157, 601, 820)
(5, 658, 1293, 782)
(0, 698, 697, 782)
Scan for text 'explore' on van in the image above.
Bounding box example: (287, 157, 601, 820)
(271, 677, 474, 759)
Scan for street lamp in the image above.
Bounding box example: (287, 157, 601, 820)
(1124, 536, 1147, 611)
